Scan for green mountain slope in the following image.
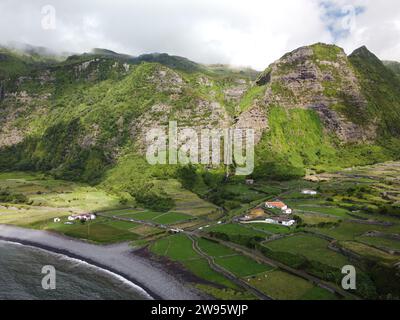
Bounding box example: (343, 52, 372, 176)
(247, 43, 400, 178)
(383, 60, 400, 78)
(1, 42, 400, 196)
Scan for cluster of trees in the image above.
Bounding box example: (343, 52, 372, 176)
(0, 188, 28, 204)
(129, 182, 175, 212)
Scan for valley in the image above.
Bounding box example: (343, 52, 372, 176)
(1, 161, 399, 300)
(1, 41, 400, 300)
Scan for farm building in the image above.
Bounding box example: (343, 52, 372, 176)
(68, 213, 97, 221)
(282, 208, 292, 214)
(245, 179, 255, 185)
(302, 189, 318, 195)
(244, 216, 296, 227)
(265, 201, 288, 210)
(267, 216, 296, 227)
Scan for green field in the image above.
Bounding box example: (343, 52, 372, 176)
(306, 221, 400, 241)
(150, 234, 237, 289)
(45, 217, 141, 243)
(215, 255, 273, 278)
(0, 172, 122, 227)
(197, 238, 237, 257)
(356, 236, 400, 251)
(115, 210, 193, 225)
(207, 223, 267, 238)
(264, 234, 349, 267)
(289, 204, 351, 218)
(339, 241, 400, 265)
(246, 270, 337, 300)
(197, 238, 273, 277)
(243, 223, 293, 234)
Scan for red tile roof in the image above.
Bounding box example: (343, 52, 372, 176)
(266, 201, 287, 209)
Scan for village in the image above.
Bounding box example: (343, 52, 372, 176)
(238, 188, 318, 227)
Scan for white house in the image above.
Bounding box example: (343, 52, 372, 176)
(53, 218, 61, 223)
(68, 213, 97, 221)
(281, 220, 296, 227)
(282, 208, 293, 215)
(302, 189, 318, 195)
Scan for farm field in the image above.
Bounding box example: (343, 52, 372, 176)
(246, 270, 338, 300)
(338, 241, 400, 265)
(44, 217, 143, 243)
(207, 223, 267, 238)
(263, 234, 350, 267)
(0, 172, 122, 227)
(155, 179, 219, 217)
(149, 234, 248, 297)
(306, 221, 400, 241)
(214, 255, 273, 278)
(241, 222, 293, 234)
(1, 161, 400, 300)
(112, 209, 194, 225)
(356, 236, 400, 251)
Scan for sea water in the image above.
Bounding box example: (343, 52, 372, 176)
(0, 240, 152, 300)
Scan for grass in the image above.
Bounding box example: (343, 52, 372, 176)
(197, 238, 273, 278)
(339, 241, 400, 265)
(306, 221, 400, 241)
(150, 234, 198, 260)
(356, 236, 400, 251)
(149, 234, 237, 289)
(246, 270, 337, 300)
(289, 203, 351, 218)
(197, 238, 236, 257)
(44, 217, 140, 243)
(264, 234, 349, 267)
(296, 213, 341, 225)
(215, 255, 273, 278)
(243, 223, 293, 234)
(114, 210, 193, 225)
(207, 223, 267, 238)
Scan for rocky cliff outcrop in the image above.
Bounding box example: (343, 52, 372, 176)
(254, 43, 375, 142)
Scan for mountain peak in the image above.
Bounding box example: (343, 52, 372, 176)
(350, 45, 379, 60)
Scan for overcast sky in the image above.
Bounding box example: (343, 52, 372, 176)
(0, 0, 399, 70)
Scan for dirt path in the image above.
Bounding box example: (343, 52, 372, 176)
(199, 233, 360, 300)
(187, 234, 273, 300)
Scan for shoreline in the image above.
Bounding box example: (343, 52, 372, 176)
(0, 237, 156, 300)
(0, 225, 204, 300)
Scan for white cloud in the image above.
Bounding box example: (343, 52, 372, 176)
(0, 0, 399, 69)
(331, 0, 400, 60)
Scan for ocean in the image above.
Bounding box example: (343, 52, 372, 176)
(0, 240, 152, 300)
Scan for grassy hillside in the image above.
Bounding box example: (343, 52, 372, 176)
(1, 42, 400, 191)
(349, 47, 400, 136)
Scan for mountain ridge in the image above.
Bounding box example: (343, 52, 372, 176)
(1, 42, 400, 196)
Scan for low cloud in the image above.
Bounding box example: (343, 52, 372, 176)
(0, 0, 398, 70)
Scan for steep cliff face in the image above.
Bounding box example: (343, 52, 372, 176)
(1, 43, 400, 182)
(238, 43, 400, 179)
(349, 46, 400, 137)
(256, 43, 376, 142)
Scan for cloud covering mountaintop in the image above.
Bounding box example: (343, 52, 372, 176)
(0, 0, 399, 70)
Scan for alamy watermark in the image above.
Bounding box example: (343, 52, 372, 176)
(41, 265, 56, 290)
(145, 121, 255, 176)
(41, 5, 56, 30)
(341, 265, 356, 290)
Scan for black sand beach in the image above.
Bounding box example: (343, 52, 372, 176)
(0, 224, 203, 300)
